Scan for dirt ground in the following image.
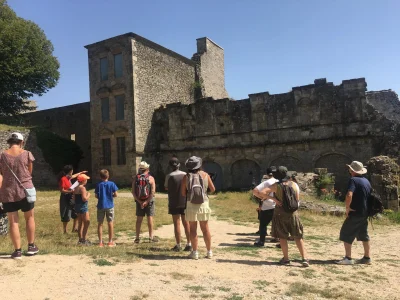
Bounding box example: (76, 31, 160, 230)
(1, 218, 399, 300)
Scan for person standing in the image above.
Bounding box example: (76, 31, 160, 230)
(338, 161, 372, 265)
(0, 132, 39, 259)
(252, 167, 278, 246)
(58, 165, 87, 234)
(181, 156, 215, 260)
(164, 157, 191, 252)
(132, 161, 157, 243)
(74, 174, 91, 245)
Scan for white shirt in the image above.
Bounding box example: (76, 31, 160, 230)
(255, 177, 279, 210)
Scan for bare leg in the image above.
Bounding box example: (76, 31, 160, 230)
(190, 222, 198, 251)
(82, 212, 90, 241)
(294, 238, 307, 259)
(344, 242, 352, 258)
(279, 239, 289, 260)
(24, 209, 35, 244)
(98, 223, 103, 243)
(7, 212, 21, 249)
(136, 216, 143, 240)
(72, 218, 78, 231)
(147, 216, 153, 239)
(172, 215, 181, 245)
(181, 214, 191, 244)
(362, 241, 370, 258)
(77, 214, 83, 240)
(62, 222, 68, 234)
(199, 221, 211, 251)
(108, 221, 114, 243)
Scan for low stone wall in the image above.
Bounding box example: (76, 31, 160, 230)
(0, 128, 57, 187)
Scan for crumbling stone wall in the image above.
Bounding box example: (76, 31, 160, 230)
(366, 90, 400, 123)
(367, 156, 399, 211)
(0, 129, 57, 187)
(148, 78, 400, 191)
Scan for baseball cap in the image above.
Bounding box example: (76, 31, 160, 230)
(10, 132, 24, 141)
(77, 174, 90, 182)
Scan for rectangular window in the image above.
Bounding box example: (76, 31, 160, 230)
(71, 134, 76, 141)
(115, 95, 125, 120)
(102, 138, 111, 165)
(114, 53, 123, 78)
(116, 137, 126, 165)
(101, 97, 109, 122)
(100, 57, 108, 81)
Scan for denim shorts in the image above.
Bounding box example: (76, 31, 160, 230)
(75, 202, 88, 214)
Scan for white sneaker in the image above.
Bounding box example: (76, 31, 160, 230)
(337, 257, 354, 265)
(188, 251, 199, 260)
(206, 251, 213, 259)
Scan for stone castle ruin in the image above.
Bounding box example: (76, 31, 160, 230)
(14, 33, 400, 205)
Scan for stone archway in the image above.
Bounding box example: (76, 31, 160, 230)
(315, 153, 351, 193)
(270, 156, 304, 172)
(231, 159, 261, 190)
(203, 161, 223, 191)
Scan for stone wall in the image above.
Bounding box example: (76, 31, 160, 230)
(193, 38, 229, 100)
(147, 78, 400, 192)
(0, 129, 57, 187)
(20, 103, 91, 173)
(366, 90, 400, 123)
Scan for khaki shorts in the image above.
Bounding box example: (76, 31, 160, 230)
(97, 208, 114, 223)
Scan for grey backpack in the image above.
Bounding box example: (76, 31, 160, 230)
(187, 173, 206, 204)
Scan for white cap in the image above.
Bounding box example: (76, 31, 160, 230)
(10, 132, 24, 141)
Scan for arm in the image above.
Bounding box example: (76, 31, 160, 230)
(113, 191, 118, 198)
(132, 180, 139, 201)
(81, 186, 90, 202)
(28, 161, 33, 175)
(0, 174, 3, 189)
(181, 175, 187, 198)
(164, 175, 169, 191)
(345, 191, 354, 217)
(70, 170, 88, 180)
(206, 173, 216, 193)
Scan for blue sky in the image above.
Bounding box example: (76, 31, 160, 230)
(8, 0, 400, 110)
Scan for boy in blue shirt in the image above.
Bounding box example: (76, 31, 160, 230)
(95, 169, 118, 247)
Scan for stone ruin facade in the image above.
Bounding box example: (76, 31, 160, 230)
(11, 33, 400, 205)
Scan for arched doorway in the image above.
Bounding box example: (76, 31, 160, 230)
(315, 153, 351, 194)
(203, 161, 223, 191)
(231, 159, 261, 190)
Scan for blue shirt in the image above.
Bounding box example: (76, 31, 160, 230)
(348, 176, 371, 217)
(95, 181, 118, 209)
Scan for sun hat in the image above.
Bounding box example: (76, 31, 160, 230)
(139, 161, 150, 170)
(77, 174, 90, 182)
(185, 156, 202, 171)
(10, 132, 24, 141)
(347, 161, 367, 175)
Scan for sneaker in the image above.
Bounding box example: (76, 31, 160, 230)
(183, 245, 192, 252)
(275, 243, 281, 248)
(134, 238, 140, 244)
(302, 259, 310, 267)
(279, 258, 290, 265)
(27, 244, 39, 256)
(99, 241, 104, 247)
(337, 257, 354, 265)
(107, 242, 116, 247)
(357, 257, 372, 265)
(253, 241, 265, 247)
(82, 240, 92, 246)
(11, 250, 22, 260)
(269, 238, 279, 243)
(206, 251, 213, 259)
(188, 251, 199, 260)
(77, 239, 84, 246)
(172, 245, 182, 252)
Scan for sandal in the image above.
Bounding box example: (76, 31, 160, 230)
(279, 258, 290, 265)
(134, 238, 140, 244)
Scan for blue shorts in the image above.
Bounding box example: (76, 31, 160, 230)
(75, 202, 88, 214)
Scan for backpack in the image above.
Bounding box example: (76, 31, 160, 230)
(279, 183, 299, 213)
(135, 173, 151, 200)
(367, 188, 384, 218)
(187, 173, 207, 204)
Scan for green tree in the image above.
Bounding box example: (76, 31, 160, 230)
(0, 0, 60, 116)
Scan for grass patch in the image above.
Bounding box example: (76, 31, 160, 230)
(149, 263, 159, 266)
(98, 272, 106, 275)
(185, 285, 206, 293)
(93, 258, 115, 266)
(217, 287, 231, 292)
(130, 293, 149, 300)
(301, 268, 317, 279)
(325, 266, 345, 274)
(288, 270, 299, 276)
(286, 282, 357, 299)
(252, 280, 270, 288)
(170, 272, 194, 280)
(225, 294, 244, 300)
(199, 294, 215, 299)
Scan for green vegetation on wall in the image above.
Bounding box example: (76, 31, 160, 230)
(34, 128, 83, 174)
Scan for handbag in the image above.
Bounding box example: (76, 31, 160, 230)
(3, 154, 36, 203)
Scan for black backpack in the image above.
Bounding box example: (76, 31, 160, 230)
(279, 183, 299, 213)
(367, 188, 384, 218)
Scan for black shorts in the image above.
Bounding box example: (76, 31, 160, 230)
(2, 198, 34, 213)
(168, 207, 185, 215)
(339, 215, 369, 244)
(60, 193, 77, 222)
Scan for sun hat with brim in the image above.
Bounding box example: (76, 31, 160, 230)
(9, 132, 24, 141)
(185, 156, 202, 171)
(139, 161, 150, 170)
(77, 174, 90, 182)
(347, 161, 367, 175)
